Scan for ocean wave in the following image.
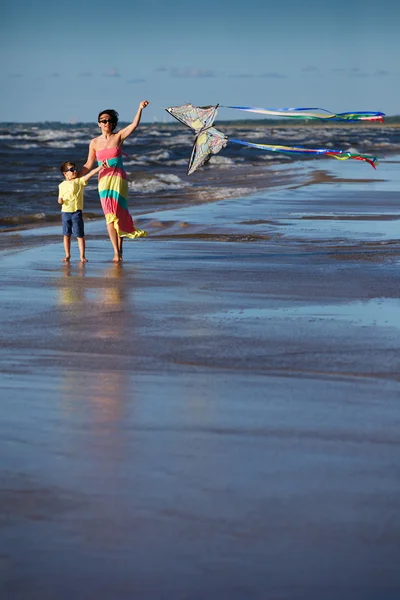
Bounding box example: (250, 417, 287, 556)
(9, 143, 40, 149)
(193, 186, 257, 202)
(0, 212, 58, 228)
(146, 150, 172, 161)
(162, 134, 192, 147)
(258, 153, 291, 161)
(36, 129, 90, 145)
(128, 173, 188, 194)
(208, 155, 237, 168)
(47, 141, 78, 149)
(165, 159, 191, 167)
(147, 129, 171, 137)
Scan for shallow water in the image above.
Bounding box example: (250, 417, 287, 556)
(1, 121, 399, 230)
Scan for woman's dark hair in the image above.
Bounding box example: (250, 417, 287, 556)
(98, 109, 119, 131)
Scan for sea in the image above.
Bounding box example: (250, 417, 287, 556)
(1, 120, 400, 232)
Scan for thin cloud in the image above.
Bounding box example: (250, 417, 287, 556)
(374, 69, 390, 77)
(302, 66, 320, 74)
(332, 67, 372, 77)
(259, 72, 288, 79)
(8, 73, 23, 78)
(348, 68, 369, 78)
(103, 68, 121, 78)
(79, 71, 93, 77)
(155, 66, 168, 72)
(170, 67, 216, 78)
(229, 73, 255, 79)
(128, 78, 146, 84)
(50, 73, 59, 78)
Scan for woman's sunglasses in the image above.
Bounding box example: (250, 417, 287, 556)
(65, 167, 77, 173)
(99, 119, 113, 124)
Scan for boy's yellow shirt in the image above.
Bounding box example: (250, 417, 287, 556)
(58, 178, 87, 212)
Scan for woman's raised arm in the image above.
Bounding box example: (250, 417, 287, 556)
(118, 101, 149, 142)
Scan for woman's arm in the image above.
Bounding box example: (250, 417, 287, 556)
(81, 160, 107, 182)
(78, 139, 97, 176)
(118, 101, 149, 142)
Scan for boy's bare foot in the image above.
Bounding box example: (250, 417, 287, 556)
(80, 257, 88, 263)
(61, 257, 70, 262)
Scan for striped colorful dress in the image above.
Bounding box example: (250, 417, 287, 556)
(96, 146, 146, 239)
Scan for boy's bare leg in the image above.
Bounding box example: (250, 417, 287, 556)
(106, 223, 121, 262)
(118, 236, 124, 261)
(77, 237, 88, 263)
(62, 235, 71, 262)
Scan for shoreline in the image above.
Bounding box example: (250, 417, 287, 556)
(0, 161, 309, 246)
(1, 154, 398, 247)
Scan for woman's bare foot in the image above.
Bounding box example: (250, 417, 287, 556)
(80, 257, 88, 263)
(112, 254, 120, 263)
(61, 257, 70, 262)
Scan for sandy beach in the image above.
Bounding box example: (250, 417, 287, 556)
(1, 156, 400, 599)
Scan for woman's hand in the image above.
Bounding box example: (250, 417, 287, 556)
(139, 100, 149, 109)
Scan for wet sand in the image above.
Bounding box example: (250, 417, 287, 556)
(1, 159, 400, 599)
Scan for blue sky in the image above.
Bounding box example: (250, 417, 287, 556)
(2, 0, 399, 122)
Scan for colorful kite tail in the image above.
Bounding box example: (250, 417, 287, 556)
(229, 138, 378, 169)
(223, 106, 385, 123)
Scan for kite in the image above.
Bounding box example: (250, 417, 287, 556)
(165, 103, 381, 174)
(165, 104, 228, 175)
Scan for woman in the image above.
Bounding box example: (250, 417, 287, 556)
(81, 101, 149, 262)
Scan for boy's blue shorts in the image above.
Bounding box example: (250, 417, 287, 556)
(62, 210, 84, 237)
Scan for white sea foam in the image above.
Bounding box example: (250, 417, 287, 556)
(123, 159, 142, 166)
(162, 134, 192, 147)
(258, 153, 290, 161)
(47, 141, 77, 149)
(165, 159, 190, 167)
(36, 129, 88, 144)
(147, 150, 172, 161)
(0, 133, 36, 141)
(125, 150, 173, 165)
(11, 143, 40, 149)
(147, 129, 170, 137)
(128, 173, 188, 194)
(208, 155, 236, 168)
(194, 186, 257, 202)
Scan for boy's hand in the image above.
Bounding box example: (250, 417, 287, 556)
(58, 198, 63, 205)
(139, 100, 149, 109)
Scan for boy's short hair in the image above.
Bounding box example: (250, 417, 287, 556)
(60, 161, 76, 173)
(98, 109, 119, 131)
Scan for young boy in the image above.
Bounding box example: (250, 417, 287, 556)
(58, 160, 105, 262)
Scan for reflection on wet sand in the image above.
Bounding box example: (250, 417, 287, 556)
(58, 262, 86, 305)
(58, 262, 127, 311)
(57, 262, 132, 427)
